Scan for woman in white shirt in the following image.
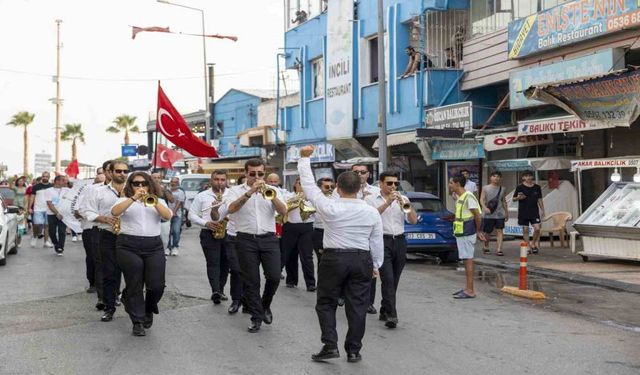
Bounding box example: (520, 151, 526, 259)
(111, 172, 172, 336)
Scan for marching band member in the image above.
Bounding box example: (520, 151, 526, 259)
(282, 177, 317, 291)
(265, 173, 287, 277)
(111, 172, 172, 336)
(365, 172, 417, 329)
(312, 177, 334, 259)
(298, 146, 383, 363)
(215, 159, 287, 333)
(81, 161, 126, 322)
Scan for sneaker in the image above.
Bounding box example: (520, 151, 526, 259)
(30, 237, 36, 247)
(171, 248, 179, 256)
(72, 236, 78, 242)
(165, 248, 171, 256)
(55, 248, 64, 256)
(115, 294, 122, 307)
(45, 240, 54, 248)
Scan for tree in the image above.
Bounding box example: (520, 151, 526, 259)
(61, 123, 85, 161)
(6, 111, 35, 175)
(106, 114, 139, 145)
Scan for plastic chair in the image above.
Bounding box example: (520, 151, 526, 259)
(542, 212, 572, 248)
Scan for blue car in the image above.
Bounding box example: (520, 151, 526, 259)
(403, 192, 458, 262)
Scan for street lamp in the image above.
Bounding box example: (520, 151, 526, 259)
(157, 0, 211, 144)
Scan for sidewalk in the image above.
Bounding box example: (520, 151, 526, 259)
(474, 238, 640, 294)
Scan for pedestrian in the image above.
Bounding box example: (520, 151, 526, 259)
(219, 158, 287, 333)
(265, 173, 287, 278)
(480, 171, 509, 256)
(111, 171, 172, 336)
(513, 171, 545, 254)
(29, 172, 53, 248)
(45, 175, 70, 255)
(25, 177, 41, 233)
(298, 145, 383, 363)
(449, 176, 485, 299)
(282, 177, 317, 291)
(167, 177, 185, 256)
(152, 172, 174, 254)
(11, 176, 28, 246)
(365, 171, 417, 328)
(460, 169, 478, 196)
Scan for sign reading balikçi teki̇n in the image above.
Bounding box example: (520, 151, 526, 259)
(425, 102, 473, 134)
(517, 115, 618, 135)
(508, 0, 640, 59)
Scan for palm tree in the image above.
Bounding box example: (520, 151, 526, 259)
(106, 114, 139, 145)
(6, 111, 35, 175)
(61, 123, 85, 161)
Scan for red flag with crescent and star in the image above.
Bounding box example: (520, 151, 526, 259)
(156, 84, 218, 158)
(64, 159, 80, 178)
(154, 144, 184, 169)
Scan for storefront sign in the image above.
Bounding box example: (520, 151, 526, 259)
(431, 140, 484, 160)
(508, 0, 640, 59)
(325, 0, 353, 140)
(526, 68, 640, 127)
(286, 143, 335, 163)
(518, 115, 617, 135)
(484, 131, 553, 152)
(486, 159, 533, 172)
(425, 102, 473, 133)
(571, 158, 640, 171)
(509, 49, 622, 109)
(121, 144, 138, 157)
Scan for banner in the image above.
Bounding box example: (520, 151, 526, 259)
(518, 115, 617, 135)
(483, 131, 553, 152)
(325, 0, 353, 140)
(571, 158, 640, 171)
(508, 0, 640, 59)
(525, 68, 640, 127)
(431, 140, 484, 160)
(58, 179, 92, 234)
(425, 102, 473, 134)
(286, 143, 335, 163)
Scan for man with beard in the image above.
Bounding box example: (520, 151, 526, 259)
(30, 171, 53, 248)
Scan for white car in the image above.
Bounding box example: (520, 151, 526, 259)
(0, 198, 19, 266)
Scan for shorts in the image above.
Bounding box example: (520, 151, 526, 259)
(32, 211, 48, 225)
(455, 234, 476, 259)
(482, 218, 505, 233)
(518, 217, 541, 226)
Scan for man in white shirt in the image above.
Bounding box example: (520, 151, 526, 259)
(45, 175, 70, 255)
(365, 171, 417, 329)
(30, 171, 53, 248)
(298, 146, 383, 364)
(219, 159, 287, 333)
(461, 169, 478, 196)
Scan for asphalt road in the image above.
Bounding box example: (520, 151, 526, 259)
(1, 228, 639, 375)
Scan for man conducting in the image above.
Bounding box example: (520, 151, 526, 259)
(298, 145, 383, 363)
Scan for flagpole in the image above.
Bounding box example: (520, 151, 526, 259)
(153, 81, 160, 172)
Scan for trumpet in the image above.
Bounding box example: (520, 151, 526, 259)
(396, 195, 412, 214)
(259, 184, 277, 200)
(142, 194, 158, 207)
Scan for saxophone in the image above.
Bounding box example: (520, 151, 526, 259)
(112, 217, 121, 235)
(211, 192, 228, 240)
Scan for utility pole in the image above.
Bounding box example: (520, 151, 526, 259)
(54, 19, 63, 174)
(377, 0, 388, 173)
(208, 63, 215, 139)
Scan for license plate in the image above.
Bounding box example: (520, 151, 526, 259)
(407, 233, 436, 240)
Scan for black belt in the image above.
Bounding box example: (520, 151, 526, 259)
(314, 228, 324, 232)
(384, 234, 405, 239)
(324, 248, 369, 253)
(237, 232, 275, 239)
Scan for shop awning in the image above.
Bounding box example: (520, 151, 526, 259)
(372, 130, 418, 149)
(524, 68, 640, 128)
(485, 157, 573, 172)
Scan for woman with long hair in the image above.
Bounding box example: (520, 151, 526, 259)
(111, 172, 172, 336)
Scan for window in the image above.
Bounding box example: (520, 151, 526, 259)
(311, 57, 324, 99)
(368, 36, 379, 84)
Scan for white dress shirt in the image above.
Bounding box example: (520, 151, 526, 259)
(365, 193, 411, 236)
(332, 182, 380, 200)
(189, 188, 237, 236)
(112, 197, 168, 237)
(80, 184, 121, 232)
(45, 187, 70, 215)
(298, 158, 384, 269)
(220, 183, 282, 235)
(283, 190, 315, 224)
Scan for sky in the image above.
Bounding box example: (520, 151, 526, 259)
(0, 0, 288, 176)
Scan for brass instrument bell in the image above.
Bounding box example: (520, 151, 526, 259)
(142, 194, 158, 207)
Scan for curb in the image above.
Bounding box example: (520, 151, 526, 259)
(474, 257, 640, 295)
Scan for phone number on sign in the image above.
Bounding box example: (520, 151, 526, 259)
(607, 10, 640, 31)
(584, 110, 626, 120)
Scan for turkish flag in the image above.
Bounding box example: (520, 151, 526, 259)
(65, 159, 80, 178)
(155, 144, 184, 169)
(156, 84, 218, 158)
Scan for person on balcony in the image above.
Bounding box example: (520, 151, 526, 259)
(400, 47, 432, 78)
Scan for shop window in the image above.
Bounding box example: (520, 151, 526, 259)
(367, 36, 380, 84)
(311, 57, 324, 99)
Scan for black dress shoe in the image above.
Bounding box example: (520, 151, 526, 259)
(337, 297, 345, 307)
(143, 313, 153, 329)
(311, 346, 340, 361)
(306, 286, 317, 292)
(86, 286, 96, 293)
(379, 311, 388, 322)
(132, 323, 146, 336)
(286, 284, 296, 288)
(385, 317, 398, 329)
(220, 293, 229, 301)
(212, 292, 222, 305)
(95, 301, 106, 311)
(228, 300, 241, 314)
(367, 305, 377, 314)
(247, 320, 261, 333)
(101, 309, 115, 322)
(263, 308, 273, 325)
(347, 353, 362, 363)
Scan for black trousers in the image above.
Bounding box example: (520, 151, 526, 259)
(99, 230, 122, 311)
(199, 230, 228, 295)
(81, 229, 95, 286)
(236, 233, 280, 323)
(47, 215, 67, 250)
(316, 250, 373, 354)
(380, 235, 407, 319)
(282, 223, 315, 288)
(225, 235, 244, 302)
(312, 228, 324, 259)
(116, 234, 166, 324)
(90, 227, 104, 301)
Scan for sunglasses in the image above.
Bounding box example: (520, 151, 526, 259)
(248, 171, 266, 177)
(131, 181, 149, 187)
(113, 169, 129, 174)
(354, 170, 369, 175)
(385, 181, 400, 187)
